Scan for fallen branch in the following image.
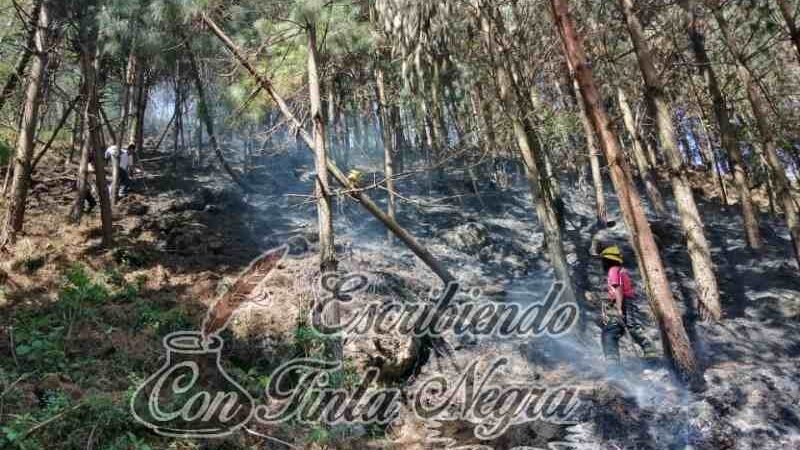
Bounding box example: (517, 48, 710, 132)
(201, 12, 454, 285)
(152, 108, 178, 151)
(18, 402, 85, 441)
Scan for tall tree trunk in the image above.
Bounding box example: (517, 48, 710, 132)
(201, 12, 455, 286)
(551, 0, 698, 380)
(69, 105, 91, 223)
(126, 64, 143, 147)
(620, 0, 722, 320)
(183, 35, 252, 192)
(81, 23, 113, 246)
(776, 0, 800, 63)
(375, 67, 397, 244)
(474, 0, 579, 308)
(173, 73, 182, 170)
(714, 6, 800, 268)
(99, 105, 116, 144)
(681, 0, 761, 249)
(1, 1, 50, 246)
(31, 95, 80, 173)
(308, 22, 340, 361)
(390, 105, 406, 174)
(0, 0, 42, 115)
(135, 74, 148, 158)
(117, 51, 136, 148)
(67, 94, 84, 166)
(470, 83, 497, 154)
(617, 87, 667, 217)
(430, 57, 448, 150)
(307, 23, 336, 275)
(698, 115, 728, 203)
(574, 79, 607, 225)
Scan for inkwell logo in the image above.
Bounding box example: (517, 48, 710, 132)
(131, 241, 587, 448)
(130, 244, 288, 438)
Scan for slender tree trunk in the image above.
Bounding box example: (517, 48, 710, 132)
(620, 0, 721, 320)
(573, 79, 607, 225)
(117, 51, 135, 148)
(618, 87, 667, 217)
(81, 25, 113, 246)
(67, 94, 84, 166)
(99, 105, 116, 145)
(183, 35, 252, 192)
(154, 102, 178, 152)
(135, 75, 148, 159)
(375, 67, 397, 244)
(682, 0, 761, 249)
(714, 7, 800, 268)
(391, 105, 406, 173)
(0, 0, 42, 115)
(776, 0, 800, 63)
(31, 95, 80, 173)
(126, 64, 142, 146)
(202, 12, 455, 285)
(470, 83, 497, 153)
(430, 57, 448, 150)
(551, 0, 697, 380)
(1, 1, 50, 246)
(173, 74, 181, 170)
(475, 0, 579, 308)
(307, 24, 337, 273)
(308, 22, 340, 361)
(69, 114, 91, 223)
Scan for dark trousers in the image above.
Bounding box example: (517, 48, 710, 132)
(85, 188, 96, 210)
(119, 168, 131, 195)
(602, 300, 654, 364)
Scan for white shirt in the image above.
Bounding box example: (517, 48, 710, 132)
(119, 150, 130, 170)
(105, 146, 130, 170)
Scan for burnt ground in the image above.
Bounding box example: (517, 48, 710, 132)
(1, 143, 799, 449)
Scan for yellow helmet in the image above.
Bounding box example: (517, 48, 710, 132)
(600, 246, 624, 263)
(346, 169, 363, 187)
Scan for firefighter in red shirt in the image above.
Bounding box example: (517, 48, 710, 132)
(599, 246, 658, 365)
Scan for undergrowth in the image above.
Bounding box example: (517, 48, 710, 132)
(0, 264, 213, 449)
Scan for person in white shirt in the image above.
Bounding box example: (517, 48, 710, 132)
(105, 144, 133, 196)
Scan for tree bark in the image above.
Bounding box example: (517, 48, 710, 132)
(572, 78, 607, 225)
(1, 1, 49, 246)
(117, 51, 136, 148)
(31, 95, 80, 173)
(375, 67, 397, 244)
(135, 74, 148, 160)
(69, 110, 91, 223)
(99, 105, 116, 145)
(183, 34, 253, 192)
(201, 12, 456, 285)
(81, 24, 113, 246)
(307, 23, 337, 274)
(617, 87, 667, 217)
(474, 0, 579, 307)
(551, 0, 697, 380)
(308, 22, 341, 361)
(776, 0, 800, 64)
(620, 0, 721, 320)
(67, 94, 84, 166)
(714, 6, 800, 268)
(681, 0, 761, 249)
(0, 0, 42, 115)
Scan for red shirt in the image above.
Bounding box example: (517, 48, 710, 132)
(607, 266, 635, 301)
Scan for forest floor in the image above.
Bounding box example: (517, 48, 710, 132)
(0, 143, 799, 449)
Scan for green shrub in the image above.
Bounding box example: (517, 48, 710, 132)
(0, 139, 11, 166)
